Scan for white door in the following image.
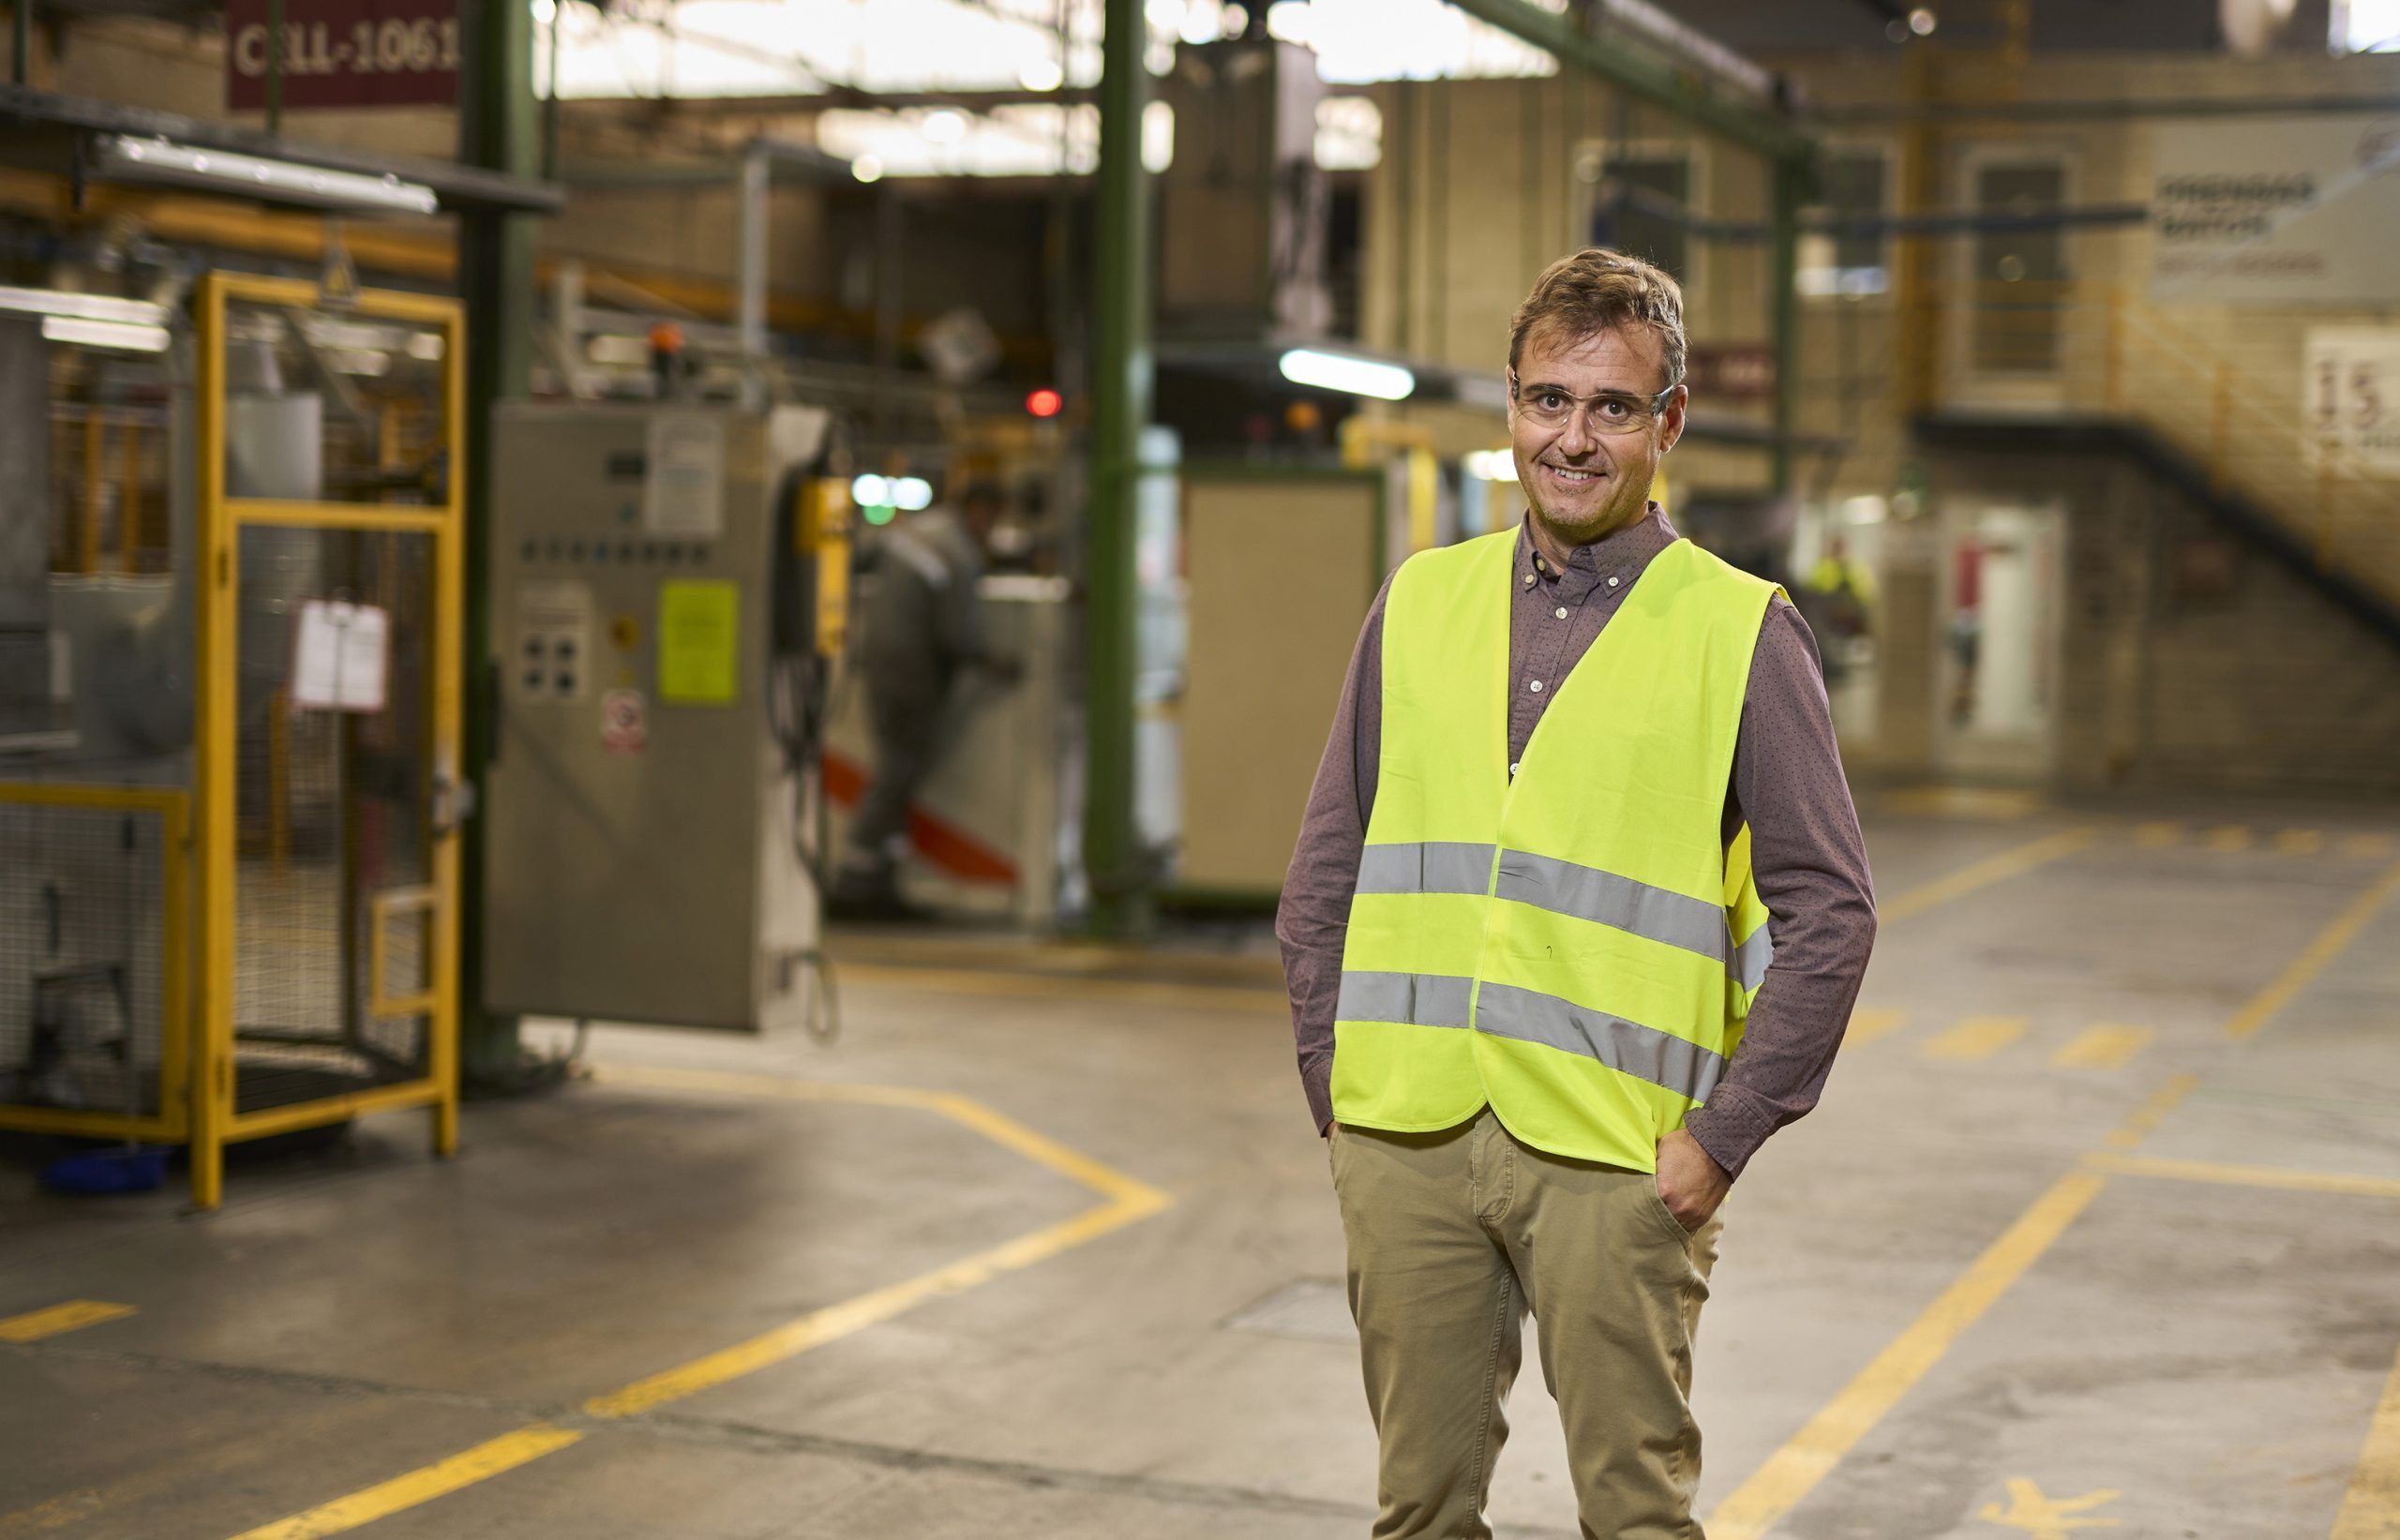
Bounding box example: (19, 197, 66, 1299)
(1933, 501, 2064, 780)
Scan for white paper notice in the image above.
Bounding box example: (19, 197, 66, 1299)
(643, 413, 727, 537)
(291, 600, 389, 713)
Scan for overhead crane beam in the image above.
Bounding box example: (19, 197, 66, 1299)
(1442, 0, 1817, 170)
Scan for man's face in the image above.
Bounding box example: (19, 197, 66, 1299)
(1508, 323, 1686, 546)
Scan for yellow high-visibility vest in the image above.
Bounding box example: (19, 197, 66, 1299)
(1331, 530, 1780, 1171)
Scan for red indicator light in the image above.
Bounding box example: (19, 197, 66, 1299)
(1026, 388, 1064, 418)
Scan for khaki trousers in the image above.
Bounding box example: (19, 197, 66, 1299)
(1328, 1108, 1723, 1540)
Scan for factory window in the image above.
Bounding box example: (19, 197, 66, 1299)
(1594, 151, 1691, 282)
(1968, 157, 2069, 375)
(1800, 148, 1891, 297)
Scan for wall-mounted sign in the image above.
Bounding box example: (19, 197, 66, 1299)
(1685, 344, 1776, 401)
(2304, 328, 2400, 474)
(226, 0, 459, 111)
(2150, 115, 2400, 305)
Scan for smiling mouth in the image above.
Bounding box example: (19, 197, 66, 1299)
(1544, 464, 1604, 486)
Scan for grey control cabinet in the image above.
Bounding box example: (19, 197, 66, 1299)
(483, 403, 827, 1032)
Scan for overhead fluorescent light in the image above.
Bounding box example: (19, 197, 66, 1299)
(891, 476, 933, 512)
(1279, 347, 1415, 401)
(42, 317, 172, 352)
(0, 286, 168, 327)
(91, 134, 440, 216)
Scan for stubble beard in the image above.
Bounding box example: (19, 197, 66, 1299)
(1530, 472, 1651, 549)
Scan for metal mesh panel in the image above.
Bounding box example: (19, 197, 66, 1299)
(48, 407, 172, 577)
(220, 303, 449, 509)
(232, 524, 435, 1113)
(0, 800, 172, 1118)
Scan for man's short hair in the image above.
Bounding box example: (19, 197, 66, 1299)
(1508, 247, 1687, 391)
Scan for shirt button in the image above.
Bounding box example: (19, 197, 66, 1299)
(1608, 576, 1620, 588)
(1523, 574, 1536, 586)
(1554, 606, 1568, 620)
(1528, 679, 1543, 694)
(1508, 761, 1521, 777)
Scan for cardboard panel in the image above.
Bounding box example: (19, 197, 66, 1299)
(1179, 473, 1382, 895)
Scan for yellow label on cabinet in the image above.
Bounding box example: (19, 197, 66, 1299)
(657, 579, 739, 705)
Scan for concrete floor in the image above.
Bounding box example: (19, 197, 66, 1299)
(5, 791, 2400, 1539)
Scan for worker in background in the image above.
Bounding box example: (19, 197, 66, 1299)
(830, 481, 1012, 921)
(1278, 248, 1878, 1538)
(1795, 532, 1877, 687)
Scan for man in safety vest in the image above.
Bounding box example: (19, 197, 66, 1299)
(1278, 247, 1877, 1537)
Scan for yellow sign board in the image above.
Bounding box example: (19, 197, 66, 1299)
(657, 580, 739, 705)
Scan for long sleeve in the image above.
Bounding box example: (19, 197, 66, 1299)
(1275, 577, 1393, 1134)
(1681, 599, 1879, 1180)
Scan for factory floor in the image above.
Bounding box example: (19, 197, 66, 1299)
(6, 789, 2400, 1539)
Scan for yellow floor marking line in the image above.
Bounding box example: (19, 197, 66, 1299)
(2087, 1153, 2400, 1200)
(223, 1067, 1171, 1540)
(1705, 1169, 2117, 1540)
(2225, 857, 2400, 1041)
(2333, 1339, 2400, 1539)
(836, 961, 1289, 1015)
(1714, 851, 2400, 1537)
(2275, 829, 2325, 857)
(1978, 1477, 2122, 1536)
(2098, 1074, 2195, 1151)
(1703, 1076, 2196, 1540)
(1841, 1009, 1907, 1051)
(2204, 825, 2254, 852)
(2049, 1024, 2153, 1071)
(838, 935, 1280, 986)
(2132, 821, 2183, 849)
(1876, 828, 2097, 924)
(231, 1426, 587, 1540)
(2344, 832, 2396, 860)
(0, 1301, 135, 1343)
(1921, 1016, 2028, 1063)
(1882, 786, 2041, 821)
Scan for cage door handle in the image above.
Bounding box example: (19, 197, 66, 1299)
(430, 766, 477, 839)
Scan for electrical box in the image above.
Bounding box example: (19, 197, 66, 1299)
(484, 403, 832, 1032)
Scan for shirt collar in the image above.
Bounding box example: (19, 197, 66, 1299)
(1514, 503, 1677, 599)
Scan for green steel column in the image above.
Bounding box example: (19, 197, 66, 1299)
(1082, 0, 1154, 937)
(14, 0, 30, 85)
(265, 0, 285, 133)
(1769, 156, 1805, 496)
(457, 0, 538, 1085)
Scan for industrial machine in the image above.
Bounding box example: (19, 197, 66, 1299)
(483, 403, 846, 1034)
(0, 271, 469, 1209)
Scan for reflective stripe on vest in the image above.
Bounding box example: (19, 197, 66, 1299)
(1354, 840, 1776, 992)
(1330, 530, 1779, 1170)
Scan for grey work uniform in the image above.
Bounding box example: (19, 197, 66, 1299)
(849, 507, 986, 864)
